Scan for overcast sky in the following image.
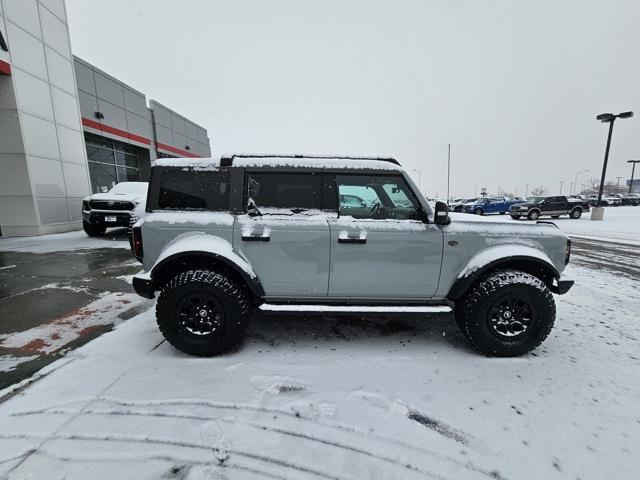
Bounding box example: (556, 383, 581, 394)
(66, 0, 640, 198)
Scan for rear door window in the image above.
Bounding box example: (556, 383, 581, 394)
(246, 172, 322, 211)
(157, 169, 230, 210)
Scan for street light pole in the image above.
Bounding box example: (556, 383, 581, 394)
(573, 169, 588, 195)
(446, 144, 451, 203)
(616, 176, 622, 194)
(560, 181, 564, 195)
(525, 183, 529, 197)
(628, 160, 640, 194)
(595, 111, 633, 208)
(412, 168, 422, 190)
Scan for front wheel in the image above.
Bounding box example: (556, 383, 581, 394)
(156, 269, 251, 356)
(83, 220, 106, 237)
(455, 270, 555, 357)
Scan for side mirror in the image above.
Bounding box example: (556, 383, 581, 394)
(434, 201, 450, 225)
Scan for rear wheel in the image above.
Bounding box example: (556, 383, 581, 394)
(474, 207, 484, 215)
(156, 269, 251, 356)
(527, 210, 540, 221)
(570, 207, 582, 219)
(83, 220, 106, 237)
(551, 215, 560, 218)
(510, 214, 521, 220)
(455, 270, 555, 357)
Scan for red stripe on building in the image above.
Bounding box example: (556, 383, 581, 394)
(155, 142, 200, 158)
(0, 60, 11, 75)
(81, 118, 201, 158)
(81, 117, 151, 145)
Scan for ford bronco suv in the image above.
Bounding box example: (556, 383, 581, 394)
(131, 154, 573, 357)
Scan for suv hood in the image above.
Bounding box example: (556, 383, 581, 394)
(84, 192, 146, 203)
(447, 212, 566, 238)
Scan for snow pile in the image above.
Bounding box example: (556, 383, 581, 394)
(555, 207, 640, 244)
(0, 355, 38, 373)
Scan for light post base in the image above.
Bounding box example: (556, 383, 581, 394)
(591, 206, 605, 221)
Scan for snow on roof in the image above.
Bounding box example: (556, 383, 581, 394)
(153, 154, 402, 171)
(232, 155, 402, 170)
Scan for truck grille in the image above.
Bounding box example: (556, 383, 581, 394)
(89, 200, 134, 211)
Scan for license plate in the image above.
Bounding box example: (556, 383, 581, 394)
(105, 216, 117, 222)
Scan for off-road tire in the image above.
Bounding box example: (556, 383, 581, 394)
(570, 207, 582, 219)
(474, 207, 484, 215)
(156, 269, 251, 356)
(527, 209, 540, 221)
(83, 220, 106, 237)
(455, 270, 555, 357)
(510, 214, 521, 220)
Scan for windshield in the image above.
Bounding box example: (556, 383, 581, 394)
(108, 182, 148, 195)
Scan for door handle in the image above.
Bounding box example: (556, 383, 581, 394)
(338, 237, 367, 244)
(242, 235, 270, 242)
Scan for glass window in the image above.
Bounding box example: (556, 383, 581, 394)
(85, 133, 141, 193)
(89, 161, 117, 193)
(158, 170, 230, 210)
(247, 173, 322, 210)
(336, 175, 420, 220)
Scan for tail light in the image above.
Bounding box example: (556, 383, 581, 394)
(132, 226, 143, 262)
(565, 238, 571, 265)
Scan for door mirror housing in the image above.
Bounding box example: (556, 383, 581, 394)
(434, 201, 450, 225)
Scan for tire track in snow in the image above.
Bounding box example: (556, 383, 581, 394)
(0, 432, 346, 480)
(6, 405, 500, 479)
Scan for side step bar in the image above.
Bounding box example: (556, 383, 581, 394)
(259, 304, 452, 313)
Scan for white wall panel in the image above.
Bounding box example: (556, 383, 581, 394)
(51, 85, 80, 129)
(21, 113, 60, 159)
(97, 99, 127, 132)
(77, 90, 98, 119)
(0, 195, 39, 227)
(68, 197, 84, 221)
(3, 0, 41, 39)
(5, 22, 48, 80)
(27, 155, 65, 196)
(39, 5, 70, 58)
(45, 46, 74, 93)
(57, 125, 85, 165)
(37, 196, 70, 224)
(73, 60, 95, 94)
(62, 161, 89, 197)
(11, 68, 53, 120)
(38, 0, 67, 23)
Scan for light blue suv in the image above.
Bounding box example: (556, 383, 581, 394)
(131, 154, 573, 357)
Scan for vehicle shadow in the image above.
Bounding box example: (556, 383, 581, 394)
(246, 311, 476, 354)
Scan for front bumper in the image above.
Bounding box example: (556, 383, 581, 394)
(550, 278, 574, 295)
(83, 210, 132, 227)
(133, 274, 155, 299)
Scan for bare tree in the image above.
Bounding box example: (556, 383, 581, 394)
(530, 185, 546, 196)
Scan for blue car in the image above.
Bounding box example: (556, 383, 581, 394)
(462, 197, 525, 215)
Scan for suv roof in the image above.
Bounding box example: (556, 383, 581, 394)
(153, 153, 402, 171)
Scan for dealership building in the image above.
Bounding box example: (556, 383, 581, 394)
(0, 0, 211, 236)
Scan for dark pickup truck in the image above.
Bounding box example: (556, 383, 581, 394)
(509, 196, 590, 220)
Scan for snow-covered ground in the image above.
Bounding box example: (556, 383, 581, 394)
(0, 263, 638, 480)
(0, 229, 129, 254)
(552, 207, 640, 244)
(451, 207, 640, 244)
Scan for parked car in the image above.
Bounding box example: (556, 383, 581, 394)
(82, 182, 148, 236)
(509, 195, 587, 220)
(586, 194, 621, 207)
(612, 193, 640, 206)
(449, 198, 476, 212)
(131, 154, 573, 358)
(462, 197, 526, 215)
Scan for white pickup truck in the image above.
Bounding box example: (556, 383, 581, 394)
(82, 182, 148, 236)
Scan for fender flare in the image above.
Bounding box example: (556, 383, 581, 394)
(447, 253, 560, 301)
(147, 233, 265, 298)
